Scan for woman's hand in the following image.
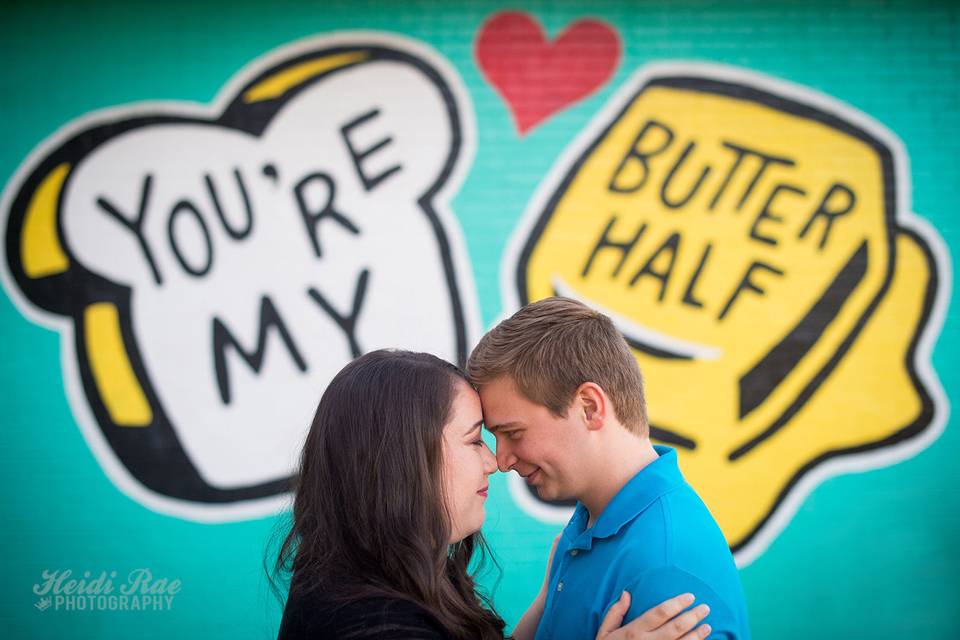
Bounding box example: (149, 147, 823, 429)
(596, 592, 711, 640)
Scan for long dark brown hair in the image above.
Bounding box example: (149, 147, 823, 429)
(270, 349, 505, 639)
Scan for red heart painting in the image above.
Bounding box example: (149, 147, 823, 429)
(476, 11, 621, 135)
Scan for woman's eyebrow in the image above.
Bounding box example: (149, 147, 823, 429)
(463, 420, 483, 436)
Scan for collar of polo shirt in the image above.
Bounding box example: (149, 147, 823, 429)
(564, 446, 684, 550)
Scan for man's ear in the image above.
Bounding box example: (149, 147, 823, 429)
(575, 382, 607, 431)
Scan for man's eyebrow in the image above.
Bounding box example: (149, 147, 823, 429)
(485, 421, 521, 434)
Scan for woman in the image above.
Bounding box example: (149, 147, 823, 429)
(272, 350, 710, 639)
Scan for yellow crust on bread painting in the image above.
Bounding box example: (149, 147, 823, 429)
(84, 303, 153, 427)
(242, 51, 369, 103)
(22, 163, 70, 279)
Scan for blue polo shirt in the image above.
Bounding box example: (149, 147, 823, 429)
(534, 446, 750, 640)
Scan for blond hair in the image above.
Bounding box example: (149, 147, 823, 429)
(467, 297, 648, 435)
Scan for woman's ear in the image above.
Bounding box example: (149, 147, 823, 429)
(576, 382, 607, 431)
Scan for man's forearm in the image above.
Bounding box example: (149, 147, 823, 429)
(510, 591, 546, 640)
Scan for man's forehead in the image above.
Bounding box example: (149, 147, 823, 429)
(477, 386, 519, 417)
(477, 374, 524, 402)
(478, 377, 544, 423)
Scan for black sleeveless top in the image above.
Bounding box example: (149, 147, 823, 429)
(277, 587, 454, 640)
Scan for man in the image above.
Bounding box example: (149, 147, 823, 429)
(467, 297, 750, 639)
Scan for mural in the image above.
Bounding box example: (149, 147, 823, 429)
(1, 34, 480, 520)
(0, 3, 956, 637)
(476, 11, 620, 135)
(499, 61, 949, 564)
(1, 13, 950, 555)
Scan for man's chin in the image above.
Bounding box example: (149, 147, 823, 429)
(523, 471, 569, 501)
(533, 481, 578, 505)
(534, 483, 560, 501)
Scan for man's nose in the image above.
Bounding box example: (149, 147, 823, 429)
(496, 444, 516, 473)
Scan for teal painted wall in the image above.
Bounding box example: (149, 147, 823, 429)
(1, 1, 957, 638)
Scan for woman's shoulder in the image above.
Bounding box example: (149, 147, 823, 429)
(278, 587, 454, 640)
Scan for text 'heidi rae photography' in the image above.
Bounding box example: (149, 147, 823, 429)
(33, 569, 181, 612)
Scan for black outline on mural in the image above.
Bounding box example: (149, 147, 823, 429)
(508, 66, 945, 559)
(2, 39, 474, 508)
(747, 223, 940, 549)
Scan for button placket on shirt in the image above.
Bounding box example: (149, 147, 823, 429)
(543, 543, 579, 634)
(540, 510, 592, 639)
(555, 546, 585, 594)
